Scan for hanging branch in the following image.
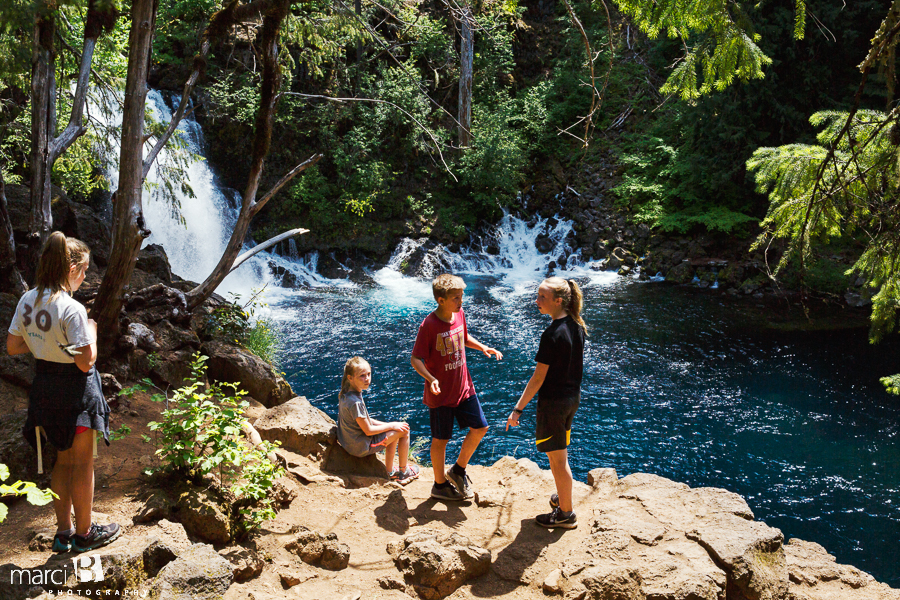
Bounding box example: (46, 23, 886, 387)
(556, 0, 615, 148)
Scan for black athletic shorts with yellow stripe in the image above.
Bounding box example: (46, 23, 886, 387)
(535, 394, 580, 452)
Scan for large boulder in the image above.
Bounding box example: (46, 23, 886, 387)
(784, 539, 899, 599)
(284, 527, 350, 570)
(321, 443, 388, 478)
(173, 487, 231, 545)
(619, 473, 787, 600)
(666, 260, 695, 285)
(687, 517, 787, 600)
(136, 244, 173, 283)
(388, 531, 491, 600)
(56, 196, 112, 266)
(146, 543, 234, 600)
(253, 396, 336, 457)
(201, 340, 293, 407)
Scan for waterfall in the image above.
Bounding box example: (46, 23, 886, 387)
(97, 89, 272, 298)
(95, 89, 616, 298)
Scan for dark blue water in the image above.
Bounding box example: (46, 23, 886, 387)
(274, 273, 900, 585)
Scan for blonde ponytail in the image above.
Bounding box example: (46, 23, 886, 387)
(34, 232, 90, 302)
(542, 277, 588, 335)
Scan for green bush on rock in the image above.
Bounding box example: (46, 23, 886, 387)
(125, 353, 284, 536)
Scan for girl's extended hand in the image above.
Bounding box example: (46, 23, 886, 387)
(505, 410, 520, 431)
(393, 422, 410, 434)
(483, 347, 503, 360)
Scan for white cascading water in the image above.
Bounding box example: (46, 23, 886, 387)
(371, 212, 619, 303)
(98, 90, 272, 298)
(96, 90, 619, 297)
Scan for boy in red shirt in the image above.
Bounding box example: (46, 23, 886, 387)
(411, 274, 503, 501)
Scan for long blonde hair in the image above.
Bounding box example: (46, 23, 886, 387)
(35, 231, 90, 302)
(339, 356, 370, 399)
(542, 277, 588, 335)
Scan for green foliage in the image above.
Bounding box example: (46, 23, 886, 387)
(131, 354, 284, 533)
(614, 127, 757, 234)
(457, 99, 526, 210)
(109, 424, 131, 442)
(880, 374, 900, 396)
(611, 0, 805, 101)
(748, 108, 900, 344)
(154, 0, 219, 65)
(206, 289, 281, 367)
(0, 463, 55, 524)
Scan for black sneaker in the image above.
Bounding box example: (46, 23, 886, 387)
(72, 523, 122, 552)
(430, 482, 465, 501)
(536, 507, 577, 529)
(446, 469, 473, 499)
(52, 531, 73, 553)
(550, 493, 559, 509)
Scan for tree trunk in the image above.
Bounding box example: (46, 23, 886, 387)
(25, 0, 112, 280)
(0, 168, 27, 296)
(458, 5, 474, 149)
(185, 0, 297, 311)
(91, 0, 157, 350)
(28, 10, 55, 272)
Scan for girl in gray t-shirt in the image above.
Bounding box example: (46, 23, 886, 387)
(337, 357, 420, 484)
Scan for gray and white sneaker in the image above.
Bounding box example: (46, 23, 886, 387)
(446, 469, 474, 499)
(431, 482, 465, 501)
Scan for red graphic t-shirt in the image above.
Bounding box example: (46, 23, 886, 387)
(412, 308, 476, 408)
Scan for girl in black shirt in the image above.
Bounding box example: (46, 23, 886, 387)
(506, 277, 586, 528)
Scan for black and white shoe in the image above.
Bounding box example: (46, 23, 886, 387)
(430, 483, 465, 501)
(446, 469, 473, 499)
(536, 507, 577, 529)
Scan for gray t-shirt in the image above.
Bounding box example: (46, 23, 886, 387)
(8, 289, 94, 364)
(337, 390, 380, 457)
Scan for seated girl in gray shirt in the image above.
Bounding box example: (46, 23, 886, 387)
(337, 356, 420, 485)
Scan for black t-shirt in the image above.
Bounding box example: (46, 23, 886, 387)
(535, 315, 585, 399)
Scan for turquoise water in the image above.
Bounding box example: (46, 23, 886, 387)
(274, 272, 900, 585)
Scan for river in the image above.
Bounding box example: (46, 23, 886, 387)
(133, 89, 900, 586)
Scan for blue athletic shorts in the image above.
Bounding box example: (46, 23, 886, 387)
(429, 394, 488, 440)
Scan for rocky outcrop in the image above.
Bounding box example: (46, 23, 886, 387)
(0, 409, 52, 488)
(172, 487, 232, 545)
(285, 527, 351, 570)
(253, 396, 336, 457)
(146, 543, 234, 599)
(0, 537, 232, 600)
(388, 530, 491, 600)
(202, 340, 293, 407)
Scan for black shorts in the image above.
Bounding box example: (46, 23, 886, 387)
(23, 360, 110, 452)
(429, 394, 488, 440)
(535, 394, 579, 452)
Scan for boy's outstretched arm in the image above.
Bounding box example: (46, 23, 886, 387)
(465, 334, 503, 360)
(411, 356, 441, 395)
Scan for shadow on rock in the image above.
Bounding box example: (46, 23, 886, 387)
(374, 489, 412, 534)
(471, 517, 565, 597)
(410, 497, 470, 529)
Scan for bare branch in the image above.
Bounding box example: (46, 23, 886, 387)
(143, 38, 210, 179)
(253, 153, 324, 213)
(230, 227, 310, 273)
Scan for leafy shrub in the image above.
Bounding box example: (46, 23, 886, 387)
(205, 289, 281, 367)
(0, 464, 54, 523)
(129, 354, 284, 534)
